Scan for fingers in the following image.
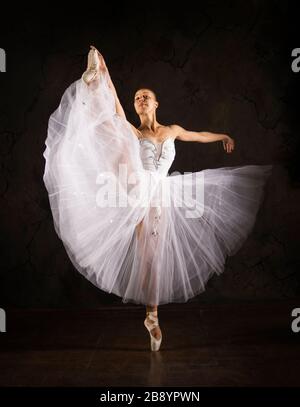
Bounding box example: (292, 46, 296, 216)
(230, 140, 235, 153)
(223, 141, 228, 152)
(224, 141, 234, 153)
(223, 136, 235, 153)
(99, 54, 107, 67)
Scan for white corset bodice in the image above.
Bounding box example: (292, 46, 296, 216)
(139, 137, 176, 176)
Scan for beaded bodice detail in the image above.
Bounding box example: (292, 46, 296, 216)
(139, 137, 176, 176)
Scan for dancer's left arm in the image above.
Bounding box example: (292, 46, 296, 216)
(171, 124, 235, 153)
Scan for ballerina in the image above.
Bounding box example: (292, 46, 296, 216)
(43, 45, 272, 351)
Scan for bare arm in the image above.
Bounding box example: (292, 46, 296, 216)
(171, 124, 235, 153)
(107, 78, 142, 138)
(105, 75, 127, 120)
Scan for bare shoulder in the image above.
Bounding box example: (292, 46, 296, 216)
(168, 124, 184, 140)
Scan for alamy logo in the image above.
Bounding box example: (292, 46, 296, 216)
(291, 308, 300, 333)
(0, 48, 6, 72)
(0, 308, 6, 332)
(291, 48, 300, 73)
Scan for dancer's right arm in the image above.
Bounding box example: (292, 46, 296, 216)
(108, 79, 142, 139)
(90, 47, 140, 138)
(106, 76, 142, 138)
(103, 75, 125, 119)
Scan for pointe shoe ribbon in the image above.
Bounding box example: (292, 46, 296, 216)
(144, 311, 162, 351)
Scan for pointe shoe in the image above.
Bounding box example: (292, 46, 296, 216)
(82, 46, 100, 85)
(144, 311, 162, 351)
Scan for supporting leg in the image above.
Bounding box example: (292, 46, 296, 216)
(136, 211, 162, 350)
(145, 305, 162, 342)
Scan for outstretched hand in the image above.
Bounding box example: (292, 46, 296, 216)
(222, 135, 235, 153)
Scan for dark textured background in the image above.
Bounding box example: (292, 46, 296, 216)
(0, 1, 299, 307)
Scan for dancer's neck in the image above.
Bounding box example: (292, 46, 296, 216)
(138, 113, 161, 133)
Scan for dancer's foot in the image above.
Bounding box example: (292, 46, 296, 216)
(144, 310, 162, 351)
(82, 46, 100, 85)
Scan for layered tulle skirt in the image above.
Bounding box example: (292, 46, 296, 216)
(43, 71, 272, 306)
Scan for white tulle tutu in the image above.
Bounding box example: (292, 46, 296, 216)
(43, 70, 272, 306)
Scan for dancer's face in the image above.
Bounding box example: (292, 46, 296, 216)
(134, 89, 158, 115)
